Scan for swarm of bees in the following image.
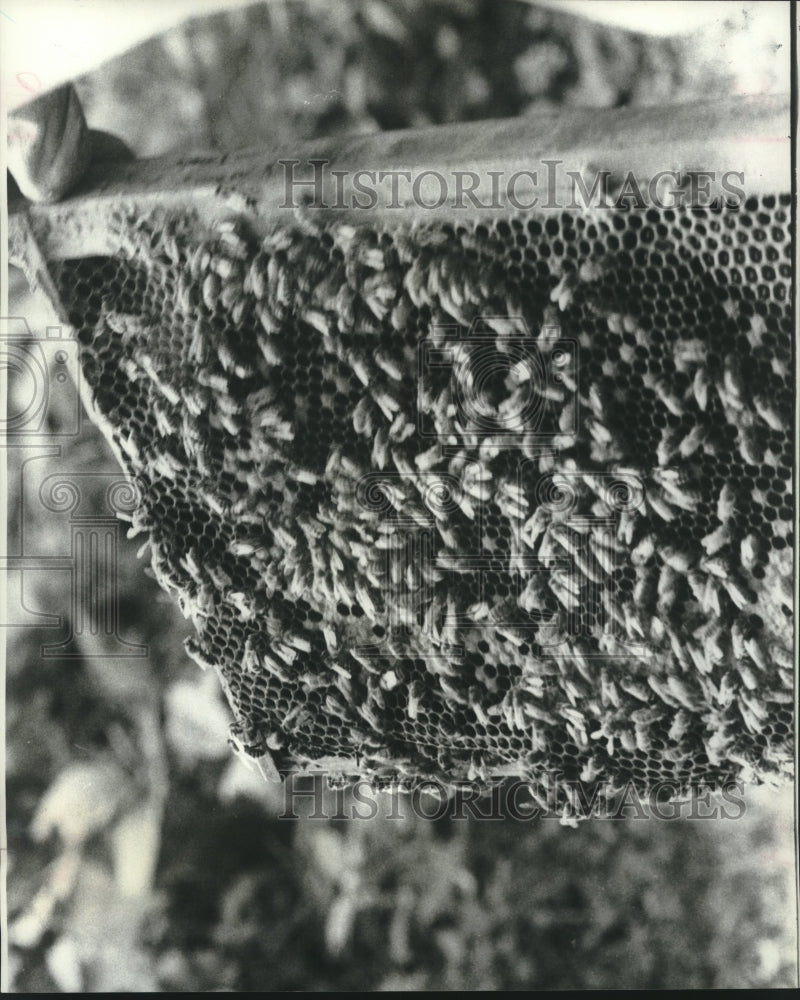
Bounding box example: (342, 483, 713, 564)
(47, 190, 793, 815)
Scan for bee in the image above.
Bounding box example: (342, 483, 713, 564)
(324, 691, 351, 723)
(653, 379, 685, 417)
(355, 700, 382, 731)
(295, 468, 319, 487)
(207, 563, 233, 590)
(389, 293, 413, 333)
(141, 360, 182, 408)
(753, 394, 784, 432)
(724, 576, 755, 610)
(700, 523, 730, 556)
(657, 476, 700, 513)
(328, 278, 355, 326)
(617, 677, 661, 704)
(656, 426, 682, 466)
(439, 284, 473, 328)
(271, 637, 300, 667)
(228, 590, 256, 620)
(577, 755, 604, 784)
(616, 728, 636, 753)
(713, 482, 738, 523)
(437, 674, 466, 708)
(625, 529, 653, 567)
(151, 451, 183, 482)
(701, 577, 722, 618)
(550, 572, 580, 612)
(689, 365, 711, 412)
(187, 241, 208, 278)
(242, 634, 263, 674)
(687, 642, 711, 675)
(743, 635, 768, 672)
(660, 545, 694, 574)
(722, 354, 747, 409)
(498, 492, 528, 522)
(678, 424, 707, 458)
(216, 340, 240, 376)
(183, 636, 215, 671)
(737, 660, 759, 690)
(598, 308, 625, 336)
(153, 402, 178, 439)
(713, 672, 737, 710)
(647, 674, 681, 708)
(666, 674, 702, 712)
(548, 522, 579, 560)
(769, 642, 792, 673)
(549, 270, 579, 311)
(645, 487, 676, 522)
(230, 537, 263, 559)
(739, 691, 767, 733)
(215, 409, 240, 436)
(388, 229, 421, 265)
(403, 258, 430, 308)
(346, 352, 371, 387)
(215, 280, 239, 315)
(373, 348, 404, 382)
(370, 386, 401, 422)
(178, 547, 204, 587)
(174, 268, 199, 313)
(256, 303, 282, 339)
(209, 253, 241, 284)
(300, 308, 328, 336)
(667, 709, 691, 743)
(363, 272, 397, 321)
(161, 227, 184, 265)
(507, 690, 531, 731)
(202, 271, 221, 312)
(354, 241, 385, 271)
(738, 426, 763, 466)
(461, 686, 491, 730)
(214, 221, 250, 261)
(354, 582, 378, 620)
(259, 649, 291, 683)
(104, 309, 149, 340)
(623, 604, 646, 640)
(587, 416, 613, 447)
(693, 620, 725, 665)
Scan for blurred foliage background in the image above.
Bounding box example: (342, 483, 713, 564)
(6, 0, 796, 990)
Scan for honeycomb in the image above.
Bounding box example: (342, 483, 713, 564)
(41, 193, 793, 810)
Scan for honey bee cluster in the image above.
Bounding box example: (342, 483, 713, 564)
(49, 192, 793, 812)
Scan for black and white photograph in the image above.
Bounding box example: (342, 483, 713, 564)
(1, 0, 796, 991)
